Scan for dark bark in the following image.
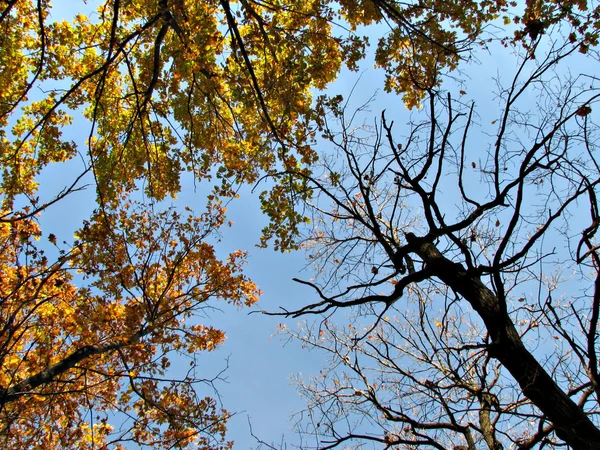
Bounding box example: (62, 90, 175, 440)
(405, 232, 600, 449)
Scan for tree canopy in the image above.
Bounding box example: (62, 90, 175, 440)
(0, 0, 348, 447)
(2, 0, 600, 449)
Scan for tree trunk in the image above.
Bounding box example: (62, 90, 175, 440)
(407, 233, 600, 449)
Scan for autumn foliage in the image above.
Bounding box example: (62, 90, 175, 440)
(0, 0, 341, 447)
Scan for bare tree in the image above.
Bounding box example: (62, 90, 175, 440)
(271, 29, 600, 449)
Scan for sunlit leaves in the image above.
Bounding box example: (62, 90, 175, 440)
(0, 199, 256, 447)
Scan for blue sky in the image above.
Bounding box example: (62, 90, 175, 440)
(35, 4, 365, 448)
(33, 4, 401, 447)
(27, 1, 598, 448)
(29, 29, 489, 450)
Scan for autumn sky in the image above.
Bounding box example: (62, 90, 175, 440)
(31, 1, 587, 447)
(33, 3, 387, 446)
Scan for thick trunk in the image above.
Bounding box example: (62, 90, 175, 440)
(407, 233, 600, 449)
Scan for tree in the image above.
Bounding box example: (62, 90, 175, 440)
(0, 0, 365, 447)
(264, 1, 600, 449)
